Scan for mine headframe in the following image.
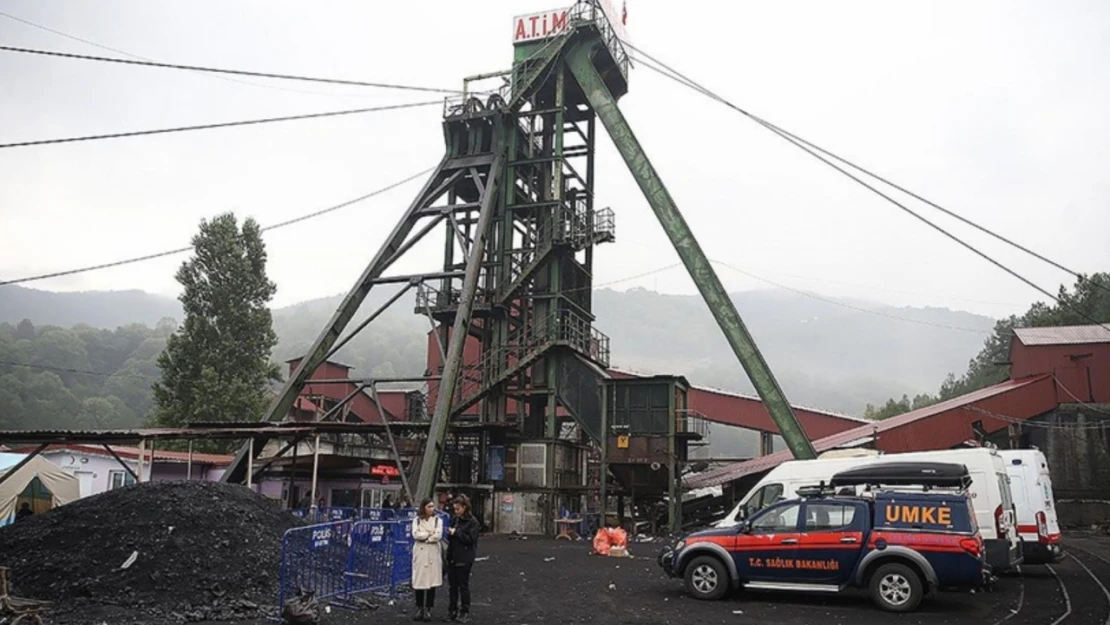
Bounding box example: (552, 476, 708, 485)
(222, 0, 815, 495)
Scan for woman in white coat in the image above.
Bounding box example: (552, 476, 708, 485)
(410, 498, 444, 621)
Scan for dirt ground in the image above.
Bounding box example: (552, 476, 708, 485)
(193, 530, 1110, 625)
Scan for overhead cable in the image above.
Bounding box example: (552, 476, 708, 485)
(711, 260, 989, 334)
(0, 100, 440, 149)
(0, 44, 463, 95)
(0, 11, 406, 98)
(567, 259, 990, 334)
(626, 44, 1110, 331)
(0, 166, 435, 286)
(623, 40, 1101, 291)
(0, 359, 153, 380)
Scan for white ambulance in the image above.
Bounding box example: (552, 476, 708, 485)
(713, 447, 1023, 570)
(1000, 449, 1063, 563)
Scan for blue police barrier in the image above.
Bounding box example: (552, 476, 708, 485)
(278, 510, 453, 609)
(358, 507, 394, 521)
(391, 511, 416, 591)
(291, 507, 394, 523)
(278, 520, 354, 609)
(438, 510, 450, 540)
(279, 519, 411, 611)
(345, 520, 395, 596)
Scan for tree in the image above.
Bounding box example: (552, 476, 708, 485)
(14, 319, 34, 340)
(863, 394, 912, 420)
(865, 272, 1110, 419)
(77, 396, 136, 429)
(152, 213, 281, 432)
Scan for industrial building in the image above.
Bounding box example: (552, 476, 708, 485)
(198, 0, 1108, 537)
(685, 324, 1110, 524)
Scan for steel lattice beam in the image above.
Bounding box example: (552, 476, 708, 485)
(222, 149, 503, 484)
(415, 153, 506, 498)
(565, 39, 816, 460)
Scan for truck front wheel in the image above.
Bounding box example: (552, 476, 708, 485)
(869, 562, 924, 612)
(684, 555, 730, 601)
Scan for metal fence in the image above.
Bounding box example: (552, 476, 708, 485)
(291, 506, 399, 523)
(278, 520, 357, 609)
(279, 510, 452, 611)
(346, 520, 396, 596)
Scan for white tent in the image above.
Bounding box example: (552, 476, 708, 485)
(0, 453, 80, 527)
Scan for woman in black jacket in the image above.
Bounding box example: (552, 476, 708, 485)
(446, 494, 480, 622)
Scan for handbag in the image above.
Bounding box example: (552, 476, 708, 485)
(439, 518, 450, 573)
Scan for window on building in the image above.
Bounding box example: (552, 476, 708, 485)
(330, 489, 359, 508)
(109, 470, 136, 490)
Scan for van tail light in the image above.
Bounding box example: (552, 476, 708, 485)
(960, 536, 983, 558)
(994, 504, 1004, 536)
(1036, 511, 1049, 543)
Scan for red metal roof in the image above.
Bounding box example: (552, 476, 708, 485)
(293, 397, 320, 412)
(1014, 325, 1110, 346)
(684, 374, 1056, 489)
(685, 385, 867, 424)
(609, 367, 866, 438)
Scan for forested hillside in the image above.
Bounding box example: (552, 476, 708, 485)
(0, 283, 997, 429)
(0, 319, 172, 430)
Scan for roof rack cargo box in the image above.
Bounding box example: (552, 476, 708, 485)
(830, 461, 972, 489)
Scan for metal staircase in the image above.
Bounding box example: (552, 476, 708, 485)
(448, 308, 610, 416)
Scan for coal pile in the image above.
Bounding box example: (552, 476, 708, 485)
(0, 480, 301, 624)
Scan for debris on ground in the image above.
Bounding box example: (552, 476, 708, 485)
(591, 527, 630, 557)
(0, 480, 301, 624)
(281, 588, 319, 625)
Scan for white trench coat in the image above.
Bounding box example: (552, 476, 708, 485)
(410, 515, 444, 590)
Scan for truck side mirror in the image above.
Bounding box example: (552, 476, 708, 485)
(738, 520, 752, 534)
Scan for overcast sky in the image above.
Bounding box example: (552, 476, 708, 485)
(1, 0, 1107, 321)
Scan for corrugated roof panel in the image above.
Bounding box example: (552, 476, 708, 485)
(1014, 325, 1110, 346)
(684, 375, 1054, 489)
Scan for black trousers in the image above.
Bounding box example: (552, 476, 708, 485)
(448, 564, 473, 613)
(414, 588, 436, 608)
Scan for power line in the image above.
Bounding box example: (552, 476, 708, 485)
(257, 167, 434, 231)
(583, 254, 1018, 308)
(0, 11, 385, 98)
(0, 359, 153, 380)
(626, 44, 1110, 333)
(0, 44, 464, 95)
(0, 166, 435, 287)
(592, 263, 684, 290)
(1052, 375, 1110, 416)
(705, 261, 1022, 308)
(0, 100, 440, 149)
(711, 259, 990, 334)
(560, 258, 992, 334)
(964, 405, 1109, 430)
(623, 40, 1103, 293)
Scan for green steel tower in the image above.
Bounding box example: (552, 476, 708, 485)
(224, 2, 815, 531)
